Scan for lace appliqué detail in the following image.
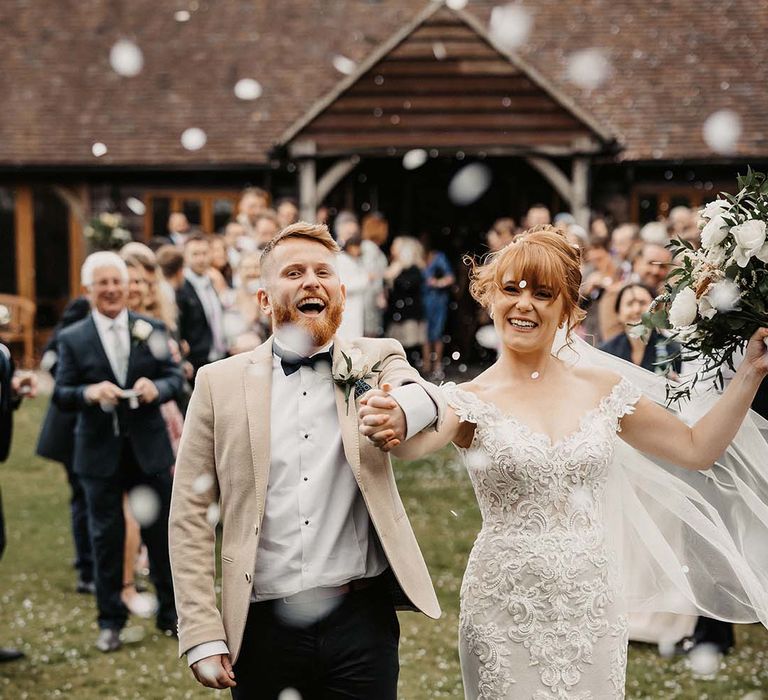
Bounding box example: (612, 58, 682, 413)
(460, 618, 515, 700)
(443, 379, 640, 700)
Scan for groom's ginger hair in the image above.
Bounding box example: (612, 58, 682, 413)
(259, 221, 340, 278)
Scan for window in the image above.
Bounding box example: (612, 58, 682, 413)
(143, 191, 241, 238)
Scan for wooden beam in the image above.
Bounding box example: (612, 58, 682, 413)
(68, 186, 88, 297)
(572, 157, 591, 229)
(317, 157, 360, 204)
(14, 186, 34, 301)
(526, 156, 572, 202)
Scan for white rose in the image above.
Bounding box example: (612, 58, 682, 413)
(700, 199, 731, 220)
(704, 245, 727, 267)
(697, 295, 717, 320)
(756, 242, 768, 263)
(668, 286, 698, 328)
(132, 319, 154, 341)
(346, 347, 370, 377)
(700, 214, 729, 249)
(730, 219, 767, 267)
(707, 279, 741, 312)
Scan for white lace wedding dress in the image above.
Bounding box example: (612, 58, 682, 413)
(443, 378, 642, 700)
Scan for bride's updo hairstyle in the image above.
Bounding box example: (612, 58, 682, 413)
(468, 225, 586, 335)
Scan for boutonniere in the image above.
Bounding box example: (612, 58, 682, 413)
(131, 318, 154, 345)
(332, 348, 382, 414)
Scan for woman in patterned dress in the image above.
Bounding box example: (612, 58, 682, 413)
(359, 226, 768, 699)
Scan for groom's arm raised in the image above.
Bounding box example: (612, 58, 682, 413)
(168, 367, 235, 689)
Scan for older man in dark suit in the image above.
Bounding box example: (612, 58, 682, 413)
(1, 341, 37, 662)
(54, 251, 183, 652)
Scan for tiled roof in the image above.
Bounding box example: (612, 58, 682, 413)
(1, 0, 765, 167)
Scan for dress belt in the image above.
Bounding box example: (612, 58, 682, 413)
(280, 577, 376, 605)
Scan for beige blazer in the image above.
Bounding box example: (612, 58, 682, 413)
(169, 335, 445, 663)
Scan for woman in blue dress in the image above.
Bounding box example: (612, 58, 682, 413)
(421, 237, 455, 381)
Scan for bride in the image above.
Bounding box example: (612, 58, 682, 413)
(359, 226, 768, 699)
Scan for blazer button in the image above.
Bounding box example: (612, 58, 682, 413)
(245, 572, 252, 583)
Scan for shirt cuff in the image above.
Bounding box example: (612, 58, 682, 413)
(389, 383, 438, 440)
(187, 640, 230, 667)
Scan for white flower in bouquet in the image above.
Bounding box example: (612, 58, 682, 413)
(697, 295, 717, 320)
(700, 214, 729, 249)
(757, 242, 768, 263)
(731, 219, 767, 267)
(113, 227, 132, 243)
(704, 244, 727, 267)
(700, 199, 731, 220)
(707, 279, 741, 313)
(132, 318, 154, 342)
(668, 286, 698, 328)
(99, 212, 121, 228)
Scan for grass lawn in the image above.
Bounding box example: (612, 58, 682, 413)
(1, 397, 767, 698)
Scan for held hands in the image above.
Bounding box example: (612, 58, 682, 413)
(358, 382, 406, 452)
(191, 654, 236, 689)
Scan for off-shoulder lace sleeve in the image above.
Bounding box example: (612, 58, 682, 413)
(441, 382, 497, 427)
(599, 377, 643, 433)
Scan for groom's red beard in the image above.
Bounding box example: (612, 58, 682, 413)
(271, 297, 343, 347)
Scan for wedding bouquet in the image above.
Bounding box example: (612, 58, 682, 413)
(642, 168, 768, 402)
(84, 212, 132, 251)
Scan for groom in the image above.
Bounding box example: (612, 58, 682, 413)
(169, 222, 444, 699)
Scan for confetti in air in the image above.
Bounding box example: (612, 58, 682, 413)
(109, 40, 144, 77)
(332, 55, 357, 76)
(91, 142, 108, 158)
(127, 486, 161, 527)
(402, 149, 428, 170)
(432, 41, 448, 60)
(448, 163, 492, 206)
(234, 78, 263, 101)
(489, 4, 533, 52)
(180, 127, 207, 151)
(174, 10, 191, 22)
(687, 643, 722, 678)
(193, 473, 215, 495)
(277, 689, 303, 700)
(126, 197, 146, 215)
(565, 48, 611, 90)
(206, 503, 221, 527)
(702, 110, 742, 154)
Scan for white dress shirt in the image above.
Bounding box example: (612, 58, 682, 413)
(91, 308, 130, 387)
(187, 338, 437, 666)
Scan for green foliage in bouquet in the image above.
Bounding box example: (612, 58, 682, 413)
(83, 212, 133, 251)
(642, 168, 768, 403)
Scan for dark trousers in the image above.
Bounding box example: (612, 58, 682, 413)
(62, 459, 93, 582)
(693, 616, 735, 653)
(232, 575, 400, 700)
(80, 441, 176, 631)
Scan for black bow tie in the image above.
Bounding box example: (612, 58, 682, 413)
(273, 345, 333, 376)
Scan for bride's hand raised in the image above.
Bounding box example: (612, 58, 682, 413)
(743, 327, 768, 376)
